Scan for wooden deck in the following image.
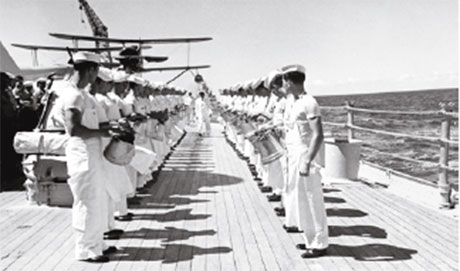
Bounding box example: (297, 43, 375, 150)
(0, 123, 458, 271)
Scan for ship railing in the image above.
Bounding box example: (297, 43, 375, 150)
(321, 101, 458, 208)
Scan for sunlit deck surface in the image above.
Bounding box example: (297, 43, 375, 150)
(1, 124, 458, 271)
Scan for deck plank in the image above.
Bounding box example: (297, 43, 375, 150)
(344, 185, 457, 270)
(7, 210, 70, 271)
(1, 208, 68, 270)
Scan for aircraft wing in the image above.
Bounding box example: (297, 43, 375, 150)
(20, 66, 72, 80)
(12, 43, 152, 52)
(143, 56, 168, 63)
(115, 55, 168, 63)
(1, 41, 71, 80)
(139, 65, 211, 72)
(100, 62, 121, 68)
(50, 33, 212, 44)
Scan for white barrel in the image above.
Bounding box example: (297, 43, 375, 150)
(324, 138, 362, 180)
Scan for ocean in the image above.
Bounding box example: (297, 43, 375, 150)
(315, 88, 458, 185)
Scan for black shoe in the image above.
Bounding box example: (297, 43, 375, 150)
(283, 225, 301, 233)
(260, 186, 272, 193)
(301, 249, 327, 258)
(105, 229, 124, 235)
(115, 215, 132, 221)
(296, 244, 306, 250)
(136, 188, 149, 194)
(275, 209, 285, 217)
(104, 232, 120, 240)
(103, 246, 118, 255)
(127, 197, 140, 203)
(127, 198, 141, 206)
(82, 255, 110, 263)
(267, 194, 281, 202)
(274, 207, 284, 212)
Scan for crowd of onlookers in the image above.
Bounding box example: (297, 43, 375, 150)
(0, 72, 55, 190)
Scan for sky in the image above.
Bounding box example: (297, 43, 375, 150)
(0, 0, 458, 96)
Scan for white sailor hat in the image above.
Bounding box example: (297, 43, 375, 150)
(71, 51, 101, 64)
(280, 64, 306, 75)
(97, 67, 113, 82)
(264, 69, 282, 88)
(150, 82, 165, 90)
(233, 83, 242, 91)
(127, 75, 145, 85)
(251, 77, 265, 90)
(112, 70, 128, 83)
(242, 81, 252, 91)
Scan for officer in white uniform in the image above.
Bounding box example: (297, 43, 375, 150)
(59, 52, 111, 262)
(280, 64, 328, 258)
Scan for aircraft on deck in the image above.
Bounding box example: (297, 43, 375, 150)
(0, 41, 71, 80)
(7, 0, 212, 83)
(45, 32, 212, 74)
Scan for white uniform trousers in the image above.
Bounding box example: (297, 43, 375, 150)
(66, 138, 106, 260)
(285, 146, 328, 249)
(263, 158, 284, 194)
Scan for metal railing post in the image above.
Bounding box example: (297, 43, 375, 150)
(345, 101, 354, 141)
(438, 102, 452, 209)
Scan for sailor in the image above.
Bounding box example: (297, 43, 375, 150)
(58, 51, 110, 262)
(93, 67, 133, 239)
(147, 84, 167, 162)
(157, 87, 173, 153)
(107, 71, 142, 212)
(255, 80, 284, 201)
(125, 75, 153, 189)
(166, 88, 185, 145)
(183, 92, 194, 124)
(282, 79, 299, 232)
(265, 70, 289, 217)
(195, 91, 211, 136)
(233, 87, 247, 153)
(109, 70, 132, 117)
(280, 64, 328, 258)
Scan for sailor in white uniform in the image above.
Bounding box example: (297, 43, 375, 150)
(195, 91, 211, 136)
(280, 64, 328, 258)
(93, 67, 134, 239)
(59, 52, 111, 262)
(124, 75, 153, 189)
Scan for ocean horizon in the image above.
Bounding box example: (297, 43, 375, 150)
(316, 88, 458, 185)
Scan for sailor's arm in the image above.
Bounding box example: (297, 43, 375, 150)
(299, 116, 324, 176)
(64, 108, 109, 139)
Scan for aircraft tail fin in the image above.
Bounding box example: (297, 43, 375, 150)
(0, 41, 22, 75)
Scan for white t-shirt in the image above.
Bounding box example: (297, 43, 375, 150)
(108, 92, 132, 117)
(57, 84, 100, 131)
(285, 94, 321, 146)
(96, 93, 122, 121)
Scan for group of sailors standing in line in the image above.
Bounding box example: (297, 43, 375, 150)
(40, 51, 209, 263)
(216, 64, 329, 258)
